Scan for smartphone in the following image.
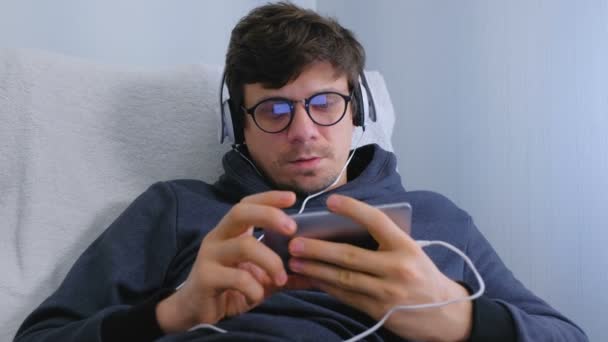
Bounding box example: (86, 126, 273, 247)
(261, 202, 412, 272)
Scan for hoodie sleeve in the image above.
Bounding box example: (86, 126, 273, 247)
(14, 182, 179, 342)
(463, 218, 588, 342)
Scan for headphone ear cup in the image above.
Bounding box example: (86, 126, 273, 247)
(219, 70, 234, 144)
(352, 82, 365, 127)
(359, 72, 376, 123)
(228, 99, 245, 144)
(220, 99, 235, 144)
(353, 73, 377, 129)
(219, 69, 244, 145)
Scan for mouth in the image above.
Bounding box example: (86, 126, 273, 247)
(288, 156, 322, 169)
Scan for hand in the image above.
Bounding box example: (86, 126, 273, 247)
(287, 194, 473, 342)
(156, 191, 313, 333)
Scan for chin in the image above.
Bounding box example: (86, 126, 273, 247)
(276, 175, 339, 196)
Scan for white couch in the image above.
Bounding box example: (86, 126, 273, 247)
(0, 48, 396, 340)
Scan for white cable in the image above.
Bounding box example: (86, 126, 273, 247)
(185, 239, 485, 339)
(188, 323, 227, 334)
(187, 130, 487, 340)
(257, 129, 366, 242)
(233, 144, 263, 177)
(189, 130, 366, 333)
(297, 129, 366, 214)
(342, 240, 486, 342)
(235, 128, 365, 218)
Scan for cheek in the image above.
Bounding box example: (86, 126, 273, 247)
(329, 117, 355, 146)
(244, 130, 279, 166)
(243, 120, 266, 149)
(242, 116, 254, 141)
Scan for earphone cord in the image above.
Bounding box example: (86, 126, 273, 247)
(296, 129, 366, 215)
(342, 240, 486, 342)
(255, 129, 366, 243)
(231, 144, 263, 177)
(185, 130, 365, 334)
(185, 131, 487, 340)
(186, 239, 486, 340)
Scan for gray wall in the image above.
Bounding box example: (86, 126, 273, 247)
(318, 1, 608, 341)
(2, 0, 606, 340)
(0, 0, 315, 67)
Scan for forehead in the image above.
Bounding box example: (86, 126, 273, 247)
(243, 62, 349, 104)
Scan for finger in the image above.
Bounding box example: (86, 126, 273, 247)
(214, 265, 265, 306)
(211, 191, 295, 240)
(289, 237, 391, 277)
(238, 262, 291, 301)
(214, 202, 296, 240)
(288, 257, 386, 297)
(240, 190, 296, 207)
(237, 227, 255, 238)
(238, 262, 273, 287)
(326, 195, 413, 250)
(214, 235, 288, 286)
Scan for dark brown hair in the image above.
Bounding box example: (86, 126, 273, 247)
(225, 2, 366, 120)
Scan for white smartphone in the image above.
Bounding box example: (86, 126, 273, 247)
(261, 202, 412, 271)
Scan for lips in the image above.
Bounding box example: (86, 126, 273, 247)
(288, 156, 322, 168)
(291, 156, 319, 163)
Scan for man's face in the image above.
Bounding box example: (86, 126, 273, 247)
(242, 62, 355, 194)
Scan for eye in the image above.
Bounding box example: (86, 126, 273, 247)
(310, 93, 340, 112)
(272, 102, 291, 116)
(310, 94, 328, 108)
(256, 100, 291, 118)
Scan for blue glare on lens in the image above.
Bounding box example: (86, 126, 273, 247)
(272, 102, 291, 115)
(310, 94, 328, 106)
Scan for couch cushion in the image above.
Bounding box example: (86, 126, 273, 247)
(0, 48, 395, 340)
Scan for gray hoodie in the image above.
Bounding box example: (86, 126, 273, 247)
(15, 144, 587, 341)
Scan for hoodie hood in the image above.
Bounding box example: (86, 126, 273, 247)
(214, 144, 407, 212)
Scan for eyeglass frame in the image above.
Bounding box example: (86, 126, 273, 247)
(241, 90, 354, 134)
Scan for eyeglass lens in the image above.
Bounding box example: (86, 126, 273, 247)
(253, 93, 346, 132)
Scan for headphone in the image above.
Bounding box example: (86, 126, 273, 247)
(219, 70, 377, 145)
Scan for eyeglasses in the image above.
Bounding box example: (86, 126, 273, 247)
(242, 91, 353, 134)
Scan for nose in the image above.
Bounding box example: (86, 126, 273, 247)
(286, 101, 319, 143)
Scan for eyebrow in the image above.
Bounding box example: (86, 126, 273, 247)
(250, 87, 350, 104)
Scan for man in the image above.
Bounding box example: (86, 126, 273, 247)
(15, 2, 587, 341)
